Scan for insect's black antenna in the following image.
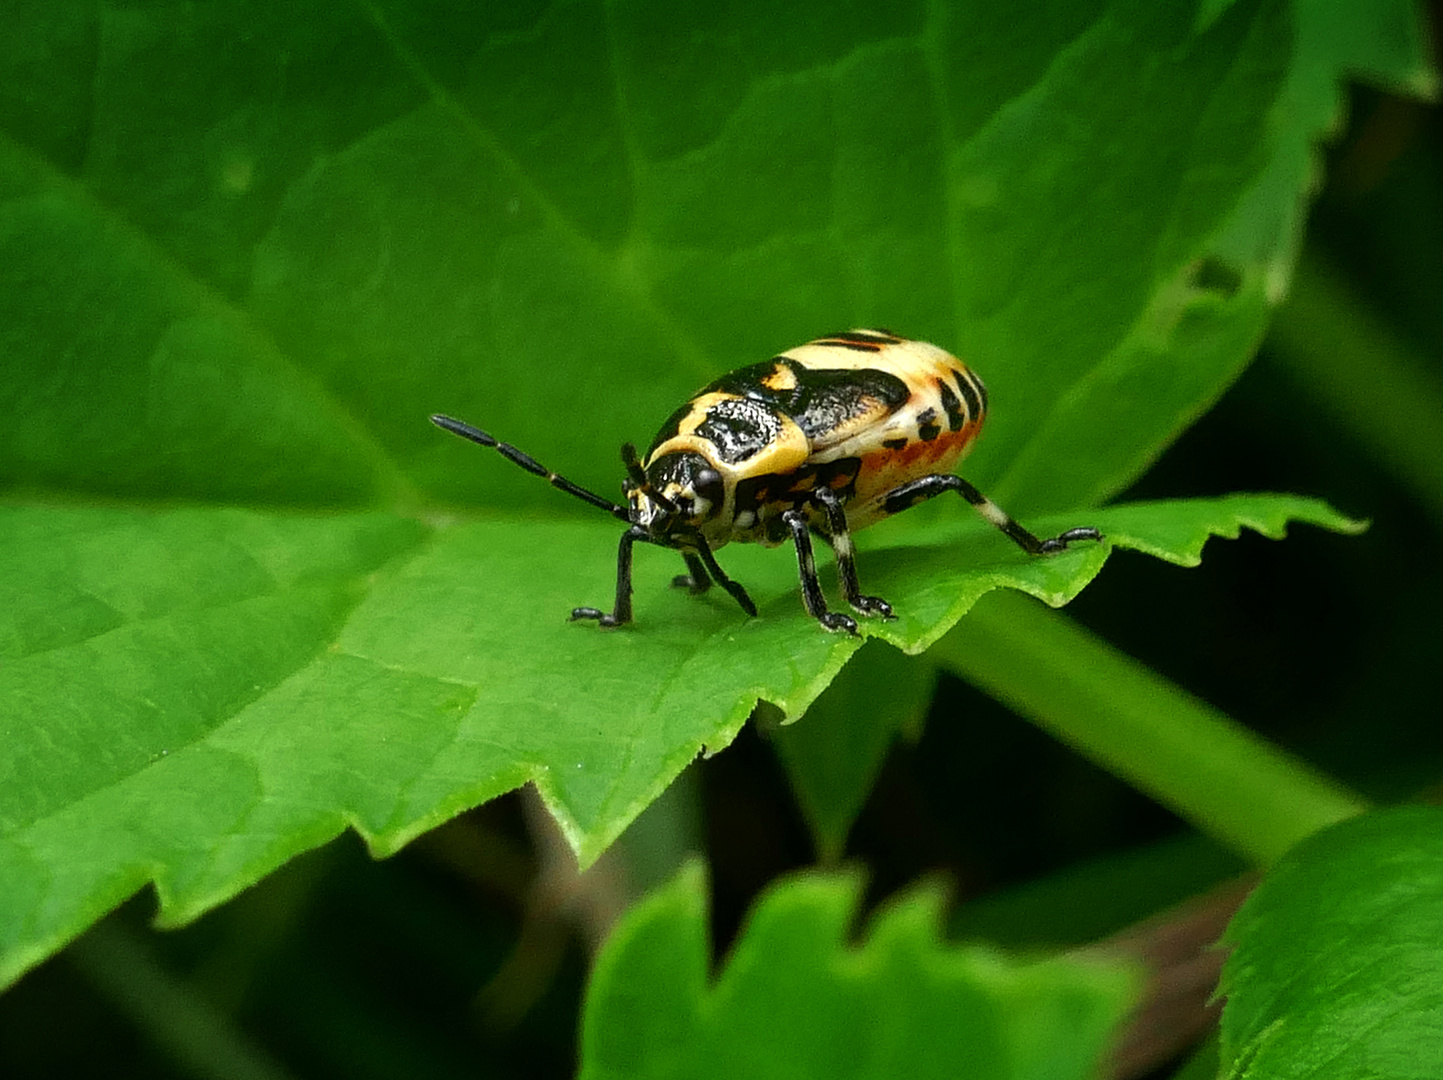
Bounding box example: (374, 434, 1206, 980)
(431, 414, 630, 523)
(621, 442, 679, 516)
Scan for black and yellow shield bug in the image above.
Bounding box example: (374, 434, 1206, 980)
(433, 329, 1102, 634)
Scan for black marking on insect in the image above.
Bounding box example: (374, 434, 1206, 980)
(432, 330, 1102, 634)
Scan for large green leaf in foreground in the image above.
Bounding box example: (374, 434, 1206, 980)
(0, 496, 1357, 988)
(0, 0, 1431, 987)
(579, 862, 1137, 1080)
(1218, 807, 1443, 1079)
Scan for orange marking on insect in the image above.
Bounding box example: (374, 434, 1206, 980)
(853, 424, 978, 504)
(760, 364, 798, 390)
(816, 337, 884, 351)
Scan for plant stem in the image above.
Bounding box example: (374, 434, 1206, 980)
(930, 590, 1367, 866)
(68, 921, 296, 1080)
(1268, 251, 1443, 530)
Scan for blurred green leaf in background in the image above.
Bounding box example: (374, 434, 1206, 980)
(580, 861, 1137, 1080)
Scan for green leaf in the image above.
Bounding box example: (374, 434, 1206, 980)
(1204, 0, 1439, 283)
(1218, 806, 1443, 1079)
(4, 2, 1427, 514)
(0, 0, 1430, 987)
(0, 506, 430, 973)
(0, 494, 1357, 987)
(579, 862, 1138, 1080)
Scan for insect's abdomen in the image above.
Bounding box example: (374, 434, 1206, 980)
(781, 332, 988, 531)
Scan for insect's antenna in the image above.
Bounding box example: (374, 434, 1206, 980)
(431, 414, 630, 523)
(621, 442, 679, 515)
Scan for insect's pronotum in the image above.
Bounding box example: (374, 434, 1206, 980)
(433, 329, 1102, 633)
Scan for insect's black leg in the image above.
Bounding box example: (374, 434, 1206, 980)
(690, 538, 758, 617)
(880, 475, 1103, 554)
(810, 487, 894, 620)
(571, 524, 648, 628)
(782, 509, 857, 634)
(672, 551, 713, 595)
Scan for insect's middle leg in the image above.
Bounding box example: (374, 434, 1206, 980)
(782, 508, 858, 634)
(809, 487, 894, 620)
(690, 539, 758, 617)
(672, 551, 713, 594)
(880, 474, 1102, 553)
(672, 545, 758, 617)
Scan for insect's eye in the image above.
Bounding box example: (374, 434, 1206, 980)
(693, 468, 724, 506)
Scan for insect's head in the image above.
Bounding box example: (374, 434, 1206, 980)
(621, 444, 725, 540)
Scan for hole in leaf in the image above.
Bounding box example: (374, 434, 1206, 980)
(1191, 256, 1243, 298)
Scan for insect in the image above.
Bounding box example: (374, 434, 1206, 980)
(432, 329, 1101, 634)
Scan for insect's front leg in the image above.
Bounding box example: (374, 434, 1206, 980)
(572, 524, 649, 628)
(809, 487, 894, 620)
(781, 508, 857, 634)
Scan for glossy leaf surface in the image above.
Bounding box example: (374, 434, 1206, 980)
(1219, 807, 1443, 1079)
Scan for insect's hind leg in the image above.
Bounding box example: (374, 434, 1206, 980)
(880, 475, 1102, 553)
(810, 487, 894, 620)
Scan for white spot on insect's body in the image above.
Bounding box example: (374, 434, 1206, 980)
(831, 531, 854, 559)
(734, 510, 756, 529)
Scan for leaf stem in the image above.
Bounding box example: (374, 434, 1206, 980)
(930, 591, 1367, 866)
